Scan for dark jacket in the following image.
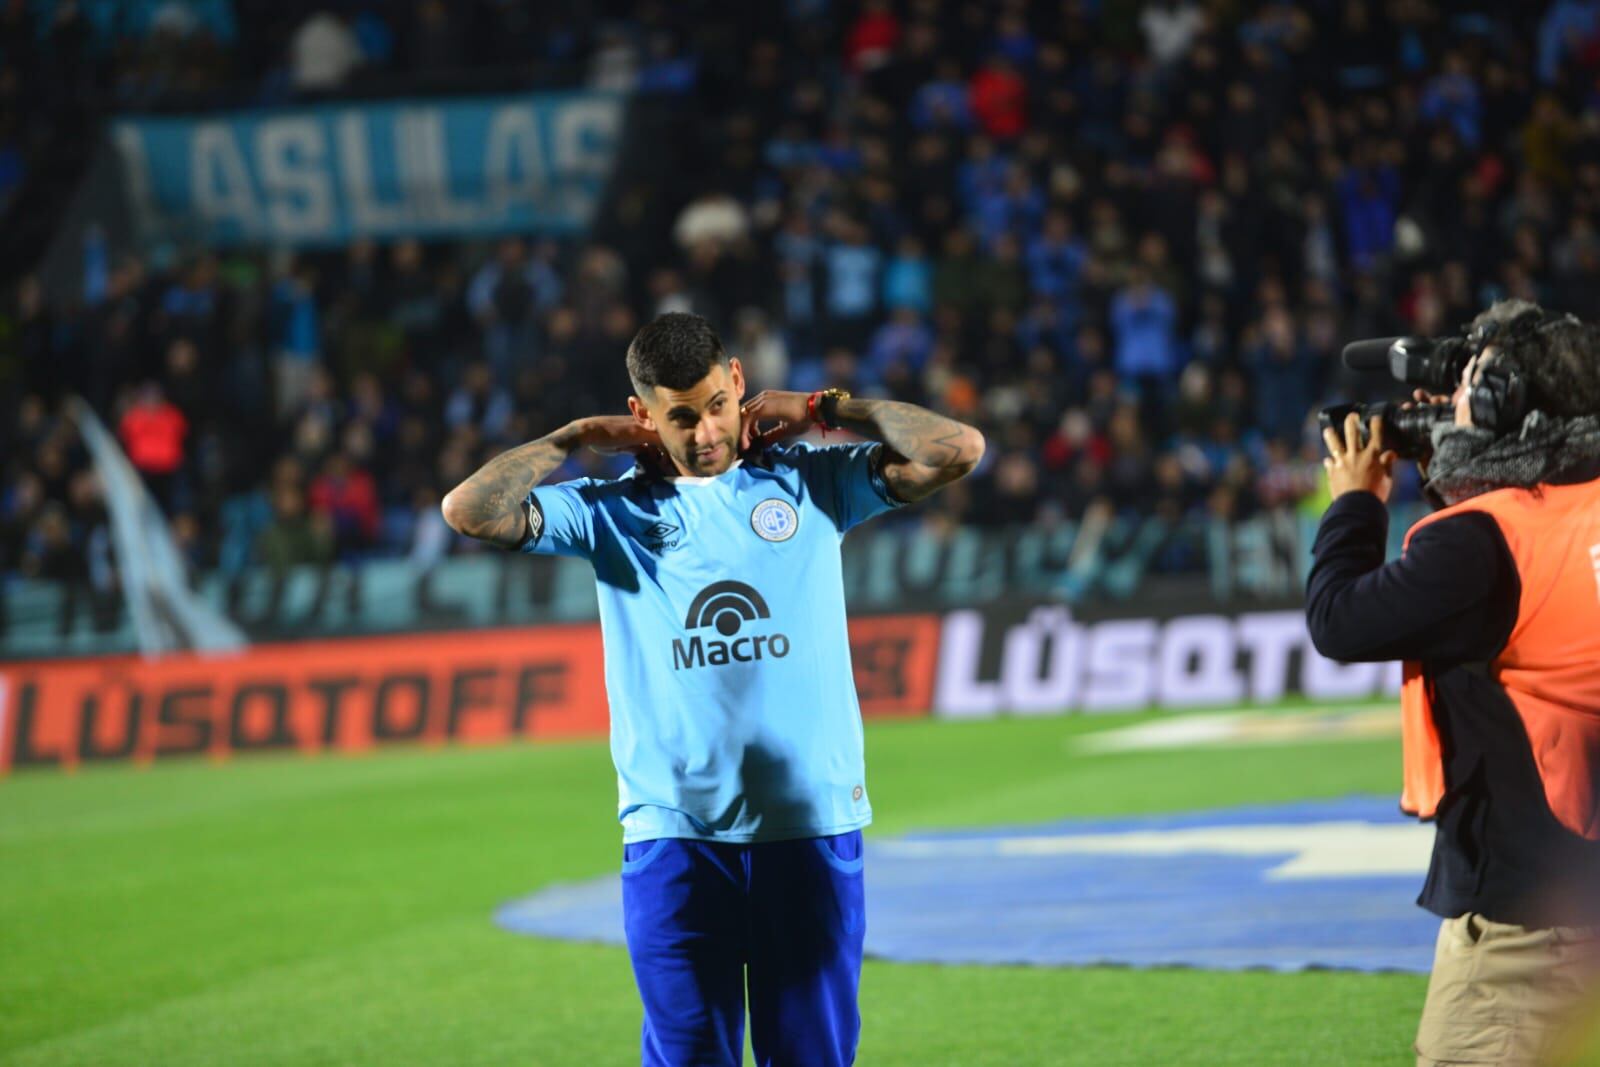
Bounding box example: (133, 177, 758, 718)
(1306, 490, 1600, 927)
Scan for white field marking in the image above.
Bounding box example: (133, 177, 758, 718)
(1076, 705, 1398, 754)
(873, 820, 1434, 880)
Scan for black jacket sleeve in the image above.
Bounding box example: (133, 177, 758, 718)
(1304, 491, 1518, 665)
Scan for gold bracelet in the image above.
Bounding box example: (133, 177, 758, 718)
(817, 387, 851, 431)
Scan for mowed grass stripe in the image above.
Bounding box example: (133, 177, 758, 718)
(3, 708, 1423, 1065)
(1, 742, 621, 1055)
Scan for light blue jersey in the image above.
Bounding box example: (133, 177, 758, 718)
(522, 441, 902, 844)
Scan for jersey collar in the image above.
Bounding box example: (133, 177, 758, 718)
(663, 458, 743, 486)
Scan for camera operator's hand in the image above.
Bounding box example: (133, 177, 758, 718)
(1323, 410, 1398, 503)
(1403, 389, 1450, 478)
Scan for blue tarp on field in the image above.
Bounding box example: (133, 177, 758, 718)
(494, 796, 1439, 973)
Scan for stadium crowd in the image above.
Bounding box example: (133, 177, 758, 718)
(5, 0, 1600, 582)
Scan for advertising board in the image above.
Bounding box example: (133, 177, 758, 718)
(0, 615, 941, 774)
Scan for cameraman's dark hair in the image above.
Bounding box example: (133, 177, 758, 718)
(1470, 299, 1600, 418)
(626, 312, 728, 395)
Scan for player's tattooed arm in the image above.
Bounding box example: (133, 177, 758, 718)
(442, 416, 663, 548)
(440, 426, 582, 548)
(738, 391, 983, 502)
(832, 398, 985, 502)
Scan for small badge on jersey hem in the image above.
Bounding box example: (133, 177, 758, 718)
(751, 498, 799, 542)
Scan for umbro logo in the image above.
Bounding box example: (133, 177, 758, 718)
(638, 520, 682, 551)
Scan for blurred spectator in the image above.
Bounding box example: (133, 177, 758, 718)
(1245, 307, 1318, 444)
(864, 308, 934, 389)
(968, 55, 1026, 141)
(1, 472, 46, 575)
(117, 382, 187, 507)
(674, 194, 751, 251)
(1421, 52, 1483, 149)
(589, 24, 639, 91)
(978, 233, 1028, 314)
(467, 238, 562, 384)
(882, 235, 933, 313)
(1027, 209, 1088, 308)
(406, 484, 451, 570)
(1522, 94, 1577, 186)
(21, 503, 80, 581)
(824, 216, 882, 350)
(258, 481, 333, 570)
(911, 58, 972, 132)
(308, 451, 379, 557)
(974, 164, 1044, 249)
(1538, 0, 1600, 84)
(160, 256, 220, 347)
(845, 0, 899, 75)
(271, 262, 322, 419)
(289, 11, 362, 92)
(985, 449, 1041, 526)
(445, 362, 514, 441)
(731, 308, 790, 392)
(1141, 1, 1206, 68)
(1336, 150, 1401, 272)
(1110, 266, 1179, 391)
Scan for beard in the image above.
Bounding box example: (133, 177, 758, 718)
(677, 434, 740, 476)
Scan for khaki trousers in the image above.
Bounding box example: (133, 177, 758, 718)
(1416, 913, 1600, 1067)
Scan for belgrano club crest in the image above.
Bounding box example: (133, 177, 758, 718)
(751, 498, 799, 542)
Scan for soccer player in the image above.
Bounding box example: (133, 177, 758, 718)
(441, 312, 983, 1066)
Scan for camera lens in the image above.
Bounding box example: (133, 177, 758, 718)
(1317, 400, 1453, 460)
(1392, 337, 1470, 395)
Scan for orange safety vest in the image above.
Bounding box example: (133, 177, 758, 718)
(1400, 478, 1600, 840)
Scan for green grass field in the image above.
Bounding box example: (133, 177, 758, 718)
(0, 705, 1481, 1065)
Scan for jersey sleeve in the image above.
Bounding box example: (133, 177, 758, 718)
(520, 480, 599, 558)
(794, 441, 906, 533)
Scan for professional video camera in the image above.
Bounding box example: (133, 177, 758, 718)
(1320, 307, 1574, 459)
(1318, 336, 1463, 459)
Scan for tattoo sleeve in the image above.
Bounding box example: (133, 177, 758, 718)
(441, 426, 579, 549)
(831, 398, 985, 502)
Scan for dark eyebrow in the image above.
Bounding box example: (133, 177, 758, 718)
(666, 390, 726, 421)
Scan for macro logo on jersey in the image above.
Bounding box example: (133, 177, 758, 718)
(672, 580, 792, 669)
(750, 498, 799, 542)
(638, 520, 682, 552)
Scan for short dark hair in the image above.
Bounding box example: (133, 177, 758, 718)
(626, 312, 728, 394)
(1470, 300, 1600, 418)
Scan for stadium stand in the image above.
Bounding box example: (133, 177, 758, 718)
(4, 0, 1600, 587)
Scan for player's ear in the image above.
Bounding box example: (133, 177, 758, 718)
(627, 394, 656, 432)
(727, 358, 745, 400)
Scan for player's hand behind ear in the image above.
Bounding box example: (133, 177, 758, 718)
(581, 416, 665, 455)
(740, 391, 815, 452)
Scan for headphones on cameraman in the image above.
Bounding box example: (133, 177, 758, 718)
(1462, 308, 1577, 434)
(1467, 358, 1528, 434)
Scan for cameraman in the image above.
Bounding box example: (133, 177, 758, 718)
(1307, 300, 1600, 1067)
